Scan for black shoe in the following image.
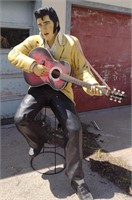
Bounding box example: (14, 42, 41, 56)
(29, 146, 43, 158)
(71, 182, 94, 200)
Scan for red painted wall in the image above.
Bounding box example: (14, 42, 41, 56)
(71, 5, 131, 112)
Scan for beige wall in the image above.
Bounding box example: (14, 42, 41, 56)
(42, 0, 66, 33)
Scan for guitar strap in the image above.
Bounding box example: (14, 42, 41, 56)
(65, 34, 110, 90)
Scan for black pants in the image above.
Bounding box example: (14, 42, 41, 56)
(14, 85, 84, 182)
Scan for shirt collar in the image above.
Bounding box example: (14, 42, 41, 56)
(57, 31, 63, 45)
(40, 31, 64, 46)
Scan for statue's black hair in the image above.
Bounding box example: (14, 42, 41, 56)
(34, 7, 60, 33)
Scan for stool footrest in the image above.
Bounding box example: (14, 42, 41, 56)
(30, 150, 66, 175)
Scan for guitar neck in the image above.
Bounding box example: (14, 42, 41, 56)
(59, 72, 126, 103)
(60, 73, 109, 96)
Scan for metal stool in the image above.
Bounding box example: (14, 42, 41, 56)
(30, 107, 66, 175)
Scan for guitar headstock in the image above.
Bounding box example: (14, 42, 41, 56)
(108, 88, 126, 103)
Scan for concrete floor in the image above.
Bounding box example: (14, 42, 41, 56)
(0, 105, 131, 200)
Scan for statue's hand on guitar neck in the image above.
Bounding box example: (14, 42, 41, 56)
(33, 64, 47, 76)
(90, 84, 108, 96)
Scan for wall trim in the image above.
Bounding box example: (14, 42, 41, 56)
(32, 0, 42, 34)
(67, 0, 132, 14)
(66, 1, 72, 34)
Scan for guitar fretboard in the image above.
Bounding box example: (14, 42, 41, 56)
(60, 73, 92, 89)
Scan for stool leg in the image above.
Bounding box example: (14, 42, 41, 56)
(54, 116, 57, 174)
(54, 138, 57, 173)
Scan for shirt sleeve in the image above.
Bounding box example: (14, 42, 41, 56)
(8, 35, 38, 73)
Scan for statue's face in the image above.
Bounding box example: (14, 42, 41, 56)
(37, 15, 57, 46)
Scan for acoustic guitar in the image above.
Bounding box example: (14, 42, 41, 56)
(24, 47, 126, 103)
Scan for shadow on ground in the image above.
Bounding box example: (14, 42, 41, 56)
(81, 122, 131, 196)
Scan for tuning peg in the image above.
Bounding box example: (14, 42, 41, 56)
(118, 100, 122, 103)
(109, 97, 113, 101)
(112, 88, 117, 94)
(121, 91, 125, 95)
(117, 90, 120, 93)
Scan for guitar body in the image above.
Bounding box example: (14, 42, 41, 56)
(24, 47, 71, 90)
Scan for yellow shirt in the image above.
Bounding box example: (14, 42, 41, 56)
(8, 32, 99, 103)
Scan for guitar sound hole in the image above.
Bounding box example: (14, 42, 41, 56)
(52, 69, 60, 79)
